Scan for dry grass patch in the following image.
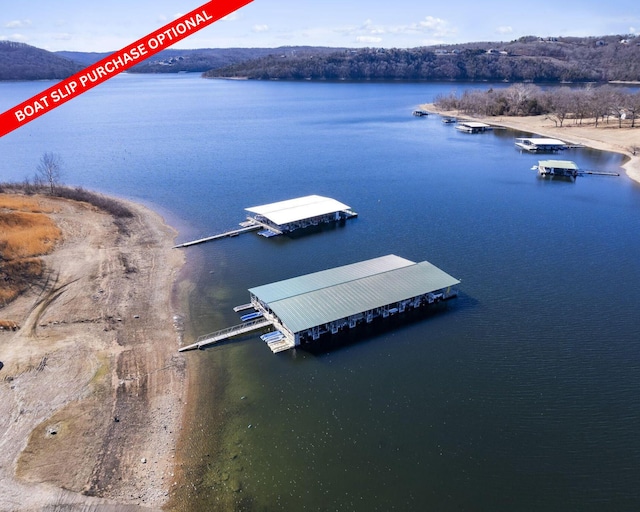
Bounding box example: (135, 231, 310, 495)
(0, 193, 62, 305)
(0, 211, 61, 260)
(0, 194, 55, 214)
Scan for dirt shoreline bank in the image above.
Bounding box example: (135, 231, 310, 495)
(421, 103, 640, 184)
(0, 193, 186, 511)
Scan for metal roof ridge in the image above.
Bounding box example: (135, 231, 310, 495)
(266, 257, 419, 305)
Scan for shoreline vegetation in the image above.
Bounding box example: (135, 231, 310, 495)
(421, 103, 640, 184)
(0, 188, 186, 510)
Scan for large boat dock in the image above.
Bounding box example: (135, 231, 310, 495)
(180, 255, 460, 354)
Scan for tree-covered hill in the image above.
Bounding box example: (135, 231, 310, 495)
(128, 47, 343, 73)
(3, 35, 640, 83)
(54, 46, 344, 74)
(0, 41, 83, 80)
(0, 43, 342, 81)
(203, 35, 640, 83)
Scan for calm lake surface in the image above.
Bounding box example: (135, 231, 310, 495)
(1, 75, 640, 511)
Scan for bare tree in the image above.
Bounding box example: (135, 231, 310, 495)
(624, 91, 640, 128)
(607, 89, 628, 128)
(504, 84, 541, 115)
(544, 87, 573, 127)
(35, 152, 63, 194)
(589, 85, 618, 127)
(569, 87, 590, 125)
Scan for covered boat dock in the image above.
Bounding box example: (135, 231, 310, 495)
(515, 137, 567, 152)
(537, 159, 579, 178)
(455, 121, 493, 133)
(245, 195, 357, 237)
(249, 254, 460, 353)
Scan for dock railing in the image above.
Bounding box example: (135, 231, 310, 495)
(179, 318, 271, 351)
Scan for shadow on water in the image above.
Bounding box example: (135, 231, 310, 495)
(269, 218, 354, 242)
(536, 174, 577, 184)
(298, 296, 474, 357)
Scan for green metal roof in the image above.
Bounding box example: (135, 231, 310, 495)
(249, 255, 460, 333)
(538, 159, 579, 170)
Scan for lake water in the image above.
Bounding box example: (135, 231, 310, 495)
(1, 75, 640, 511)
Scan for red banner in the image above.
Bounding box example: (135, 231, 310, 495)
(0, 0, 253, 138)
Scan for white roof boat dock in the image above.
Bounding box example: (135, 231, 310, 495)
(180, 255, 460, 354)
(174, 195, 357, 247)
(455, 121, 493, 133)
(536, 159, 579, 178)
(515, 137, 567, 152)
(245, 195, 357, 238)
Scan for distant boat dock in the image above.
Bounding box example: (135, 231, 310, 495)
(534, 159, 619, 179)
(455, 121, 495, 133)
(515, 137, 586, 152)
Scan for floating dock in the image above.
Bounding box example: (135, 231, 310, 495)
(515, 137, 568, 152)
(456, 121, 493, 133)
(534, 159, 619, 179)
(180, 255, 460, 355)
(248, 254, 460, 353)
(536, 159, 579, 178)
(174, 195, 357, 248)
(245, 195, 357, 237)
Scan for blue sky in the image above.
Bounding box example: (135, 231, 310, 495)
(1, 0, 639, 52)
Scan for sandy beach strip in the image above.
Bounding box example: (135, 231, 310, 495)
(421, 103, 640, 185)
(0, 193, 186, 511)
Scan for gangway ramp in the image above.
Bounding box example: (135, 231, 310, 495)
(179, 318, 271, 351)
(173, 224, 260, 248)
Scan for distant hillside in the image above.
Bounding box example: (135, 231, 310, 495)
(131, 47, 343, 73)
(0, 44, 343, 81)
(204, 35, 640, 83)
(55, 46, 344, 74)
(4, 36, 640, 83)
(54, 50, 112, 66)
(0, 41, 83, 80)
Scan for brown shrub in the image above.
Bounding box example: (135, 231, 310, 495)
(0, 258, 44, 303)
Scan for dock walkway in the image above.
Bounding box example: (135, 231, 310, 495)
(173, 224, 260, 248)
(580, 170, 620, 176)
(233, 303, 254, 312)
(179, 318, 272, 351)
